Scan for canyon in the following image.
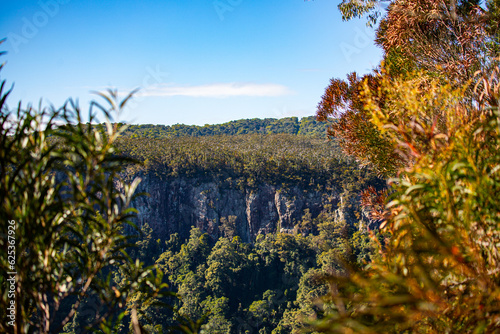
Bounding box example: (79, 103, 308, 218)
(127, 174, 359, 242)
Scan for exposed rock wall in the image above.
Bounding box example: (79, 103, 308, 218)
(127, 174, 354, 242)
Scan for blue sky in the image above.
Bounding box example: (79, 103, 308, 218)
(1, 0, 383, 125)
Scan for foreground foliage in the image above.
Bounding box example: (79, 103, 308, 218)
(312, 72, 500, 333)
(0, 64, 170, 333)
(312, 0, 500, 331)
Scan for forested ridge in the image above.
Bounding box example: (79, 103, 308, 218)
(117, 116, 328, 139)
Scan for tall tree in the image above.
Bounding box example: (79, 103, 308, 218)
(309, 1, 500, 332)
(317, 0, 499, 176)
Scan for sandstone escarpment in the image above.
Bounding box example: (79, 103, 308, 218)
(127, 173, 358, 242)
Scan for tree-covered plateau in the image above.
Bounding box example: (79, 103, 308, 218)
(114, 133, 382, 194)
(116, 116, 328, 139)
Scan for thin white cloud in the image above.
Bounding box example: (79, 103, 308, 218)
(297, 68, 322, 72)
(137, 82, 292, 98)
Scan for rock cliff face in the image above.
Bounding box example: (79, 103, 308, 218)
(126, 173, 358, 242)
